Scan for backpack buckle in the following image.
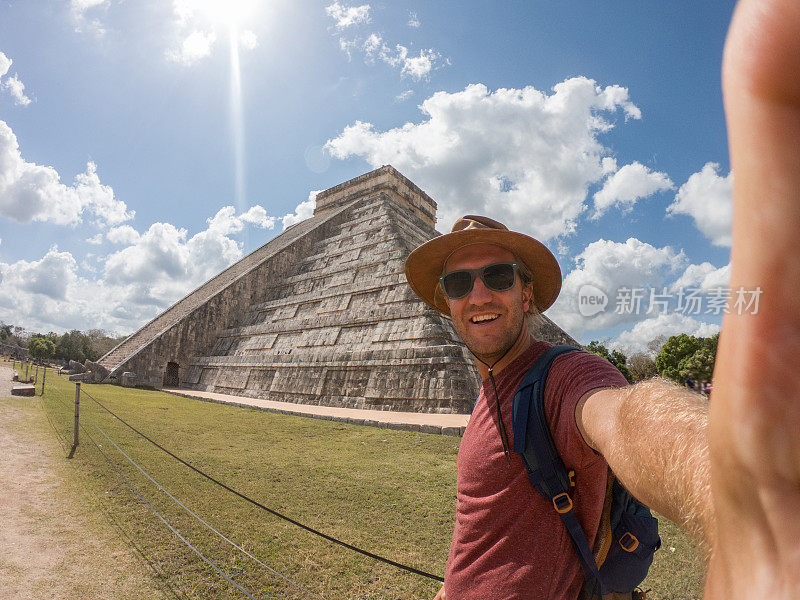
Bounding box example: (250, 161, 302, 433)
(552, 492, 573, 514)
(619, 532, 640, 552)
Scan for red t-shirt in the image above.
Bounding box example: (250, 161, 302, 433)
(445, 342, 629, 600)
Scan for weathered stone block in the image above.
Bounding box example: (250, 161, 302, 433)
(85, 360, 110, 383)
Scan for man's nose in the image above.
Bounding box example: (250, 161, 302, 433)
(468, 274, 493, 305)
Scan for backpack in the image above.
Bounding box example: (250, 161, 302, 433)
(510, 345, 661, 599)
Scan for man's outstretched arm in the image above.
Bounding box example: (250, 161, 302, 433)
(577, 381, 713, 548)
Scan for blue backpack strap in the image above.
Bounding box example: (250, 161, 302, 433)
(511, 345, 605, 599)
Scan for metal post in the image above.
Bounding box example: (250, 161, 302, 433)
(67, 383, 80, 459)
(41, 367, 47, 396)
(34, 365, 39, 385)
(25, 361, 29, 380)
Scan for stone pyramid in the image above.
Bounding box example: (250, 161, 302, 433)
(99, 166, 579, 413)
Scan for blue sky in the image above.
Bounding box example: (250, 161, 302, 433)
(0, 0, 739, 354)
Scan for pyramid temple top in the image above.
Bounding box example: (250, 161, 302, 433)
(314, 165, 437, 229)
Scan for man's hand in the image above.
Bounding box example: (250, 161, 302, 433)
(433, 584, 446, 600)
(707, 0, 800, 597)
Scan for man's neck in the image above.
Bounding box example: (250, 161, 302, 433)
(473, 323, 535, 381)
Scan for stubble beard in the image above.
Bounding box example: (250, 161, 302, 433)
(454, 304, 526, 365)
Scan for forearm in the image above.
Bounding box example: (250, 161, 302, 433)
(587, 380, 713, 548)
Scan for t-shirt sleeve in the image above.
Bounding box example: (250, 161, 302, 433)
(544, 350, 630, 469)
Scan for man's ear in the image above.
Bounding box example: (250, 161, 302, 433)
(522, 282, 533, 311)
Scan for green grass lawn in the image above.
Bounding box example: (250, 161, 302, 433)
(17, 360, 705, 599)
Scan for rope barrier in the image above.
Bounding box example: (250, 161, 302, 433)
(79, 388, 444, 583)
(74, 410, 261, 600)
(38, 391, 71, 454)
(79, 406, 326, 600)
(37, 381, 187, 599)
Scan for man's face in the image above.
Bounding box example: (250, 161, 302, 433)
(443, 244, 532, 362)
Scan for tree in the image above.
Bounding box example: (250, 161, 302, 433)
(655, 334, 700, 382)
(54, 330, 92, 363)
(85, 329, 126, 360)
(0, 323, 11, 342)
(51, 329, 128, 363)
(28, 336, 56, 360)
(627, 352, 658, 383)
(653, 332, 719, 384)
(646, 334, 668, 356)
(586, 341, 632, 382)
(680, 333, 719, 383)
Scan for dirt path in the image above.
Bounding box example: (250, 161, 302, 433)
(0, 365, 171, 600)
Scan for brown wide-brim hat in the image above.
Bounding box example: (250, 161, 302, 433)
(405, 215, 562, 316)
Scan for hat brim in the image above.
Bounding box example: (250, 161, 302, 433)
(405, 229, 562, 316)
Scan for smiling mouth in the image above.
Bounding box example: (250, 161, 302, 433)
(470, 313, 500, 324)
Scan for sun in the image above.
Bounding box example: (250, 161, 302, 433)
(187, 0, 259, 29)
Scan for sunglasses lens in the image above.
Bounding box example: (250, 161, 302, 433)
(442, 270, 474, 298)
(482, 263, 516, 292)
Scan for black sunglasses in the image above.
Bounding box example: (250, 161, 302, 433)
(438, 262, 521, 300)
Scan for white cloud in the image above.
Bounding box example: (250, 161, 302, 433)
(81, 255, 99, 274)
(2, 74, 32, 106)
(668, 162, 733, 246)
(0, 52, 10, 79)
(167, 1, 261, 65)
(326, 2, 371, 28)
(0, 248, 122, 334)
(592, 162, 673, 217)
(0, 246, 78, 302)
(282, 191, 319, 229)
(601, 157, 618, 175)
(547, 237, 686, 335)
(167, 30, 216, 65)
(338, 38, 358, 60)
(0, 121, 133, 226)
(362, 33, 382, 56)
(610, 312, 720, 355)
(401, 48, 440, 80)
(326, 79, 641, 238)
(206, 205, 276, 235)
(408, 11, 420, 28)
(671, 261, 731, 292)
(107, 225, 140, 245)
(86, 233, 104, 245)
(0, 52, 33, 106)
(240, 30, 258, 50)
(361, 34, 444, 80)
(395, 89, 414, 102)
(69, 0, 109, 35)
(0, 203, 284, 334)
(103, 222, 236, 294)
(70, 0, 107, 14)
(102, 207, 277, 299)
(328, 5, 447, 80)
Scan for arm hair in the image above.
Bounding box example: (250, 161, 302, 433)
(584, 378, 714, 552)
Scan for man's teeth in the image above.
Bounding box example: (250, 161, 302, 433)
(471, 314, 499, 323)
